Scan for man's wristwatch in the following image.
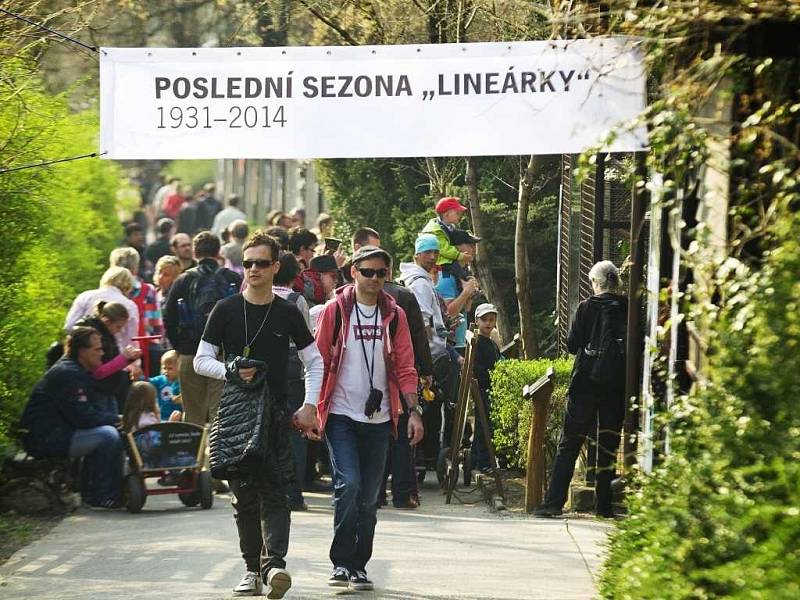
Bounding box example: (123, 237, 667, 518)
(408, 404, 424, 417)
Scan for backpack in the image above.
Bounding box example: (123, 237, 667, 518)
(180, 264, 237, 344)
(582, 300, 627, 386)
(292, 270, 326, 306)
(285, 292, 305, 383)
(400, 275, 457, 340)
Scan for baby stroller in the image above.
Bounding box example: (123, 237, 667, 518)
(123, 422, 212, 513)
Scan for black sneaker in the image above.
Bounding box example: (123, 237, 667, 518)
(532, 504, 563, 517)
(85, 498, 122, 510)
(392, 497, 419, 510)
(349, 570, 374, 591)
(327, 566, 349, 587)
(289, 500, 309, 512)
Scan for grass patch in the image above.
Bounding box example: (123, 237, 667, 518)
(0, 512, 61, 564)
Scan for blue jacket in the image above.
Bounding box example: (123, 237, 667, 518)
(20, 358, 119, 458)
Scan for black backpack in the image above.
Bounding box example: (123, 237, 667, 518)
(582, 300, 627, 385)
(181, 264, 237, 344)
(286, 292, 305, 383)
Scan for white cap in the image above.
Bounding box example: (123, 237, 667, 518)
(475, 303, 497, 319)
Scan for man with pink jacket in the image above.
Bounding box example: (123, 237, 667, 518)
(310, 245, 423, 592)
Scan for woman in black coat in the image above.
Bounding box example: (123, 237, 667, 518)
(535, 260, 627, 518)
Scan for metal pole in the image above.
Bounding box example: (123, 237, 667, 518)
(593, 152, 606, 263)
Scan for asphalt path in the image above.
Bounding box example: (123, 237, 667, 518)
(0, 479, 610, 599)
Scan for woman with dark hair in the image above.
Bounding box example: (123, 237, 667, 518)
(75, 301, 142, 411)
(20, 327, 124, 509)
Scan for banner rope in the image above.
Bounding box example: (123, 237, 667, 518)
(0, 8, 99, 54)
(0, 152, 107, 175)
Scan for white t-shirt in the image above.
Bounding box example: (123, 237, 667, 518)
(329, 302, 390, 423)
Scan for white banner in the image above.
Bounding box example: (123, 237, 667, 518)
(100, 38, 647, 159)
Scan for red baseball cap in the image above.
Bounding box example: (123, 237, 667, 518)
(435, 196, 468, 214)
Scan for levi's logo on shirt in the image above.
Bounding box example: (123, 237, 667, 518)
(353, 324, 383, 342)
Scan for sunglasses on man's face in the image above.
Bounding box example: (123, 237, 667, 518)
(356, 267, 388, 279)
(243, 259, 275, 270)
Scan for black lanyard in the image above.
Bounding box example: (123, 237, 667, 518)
(354, 303, 379, 391)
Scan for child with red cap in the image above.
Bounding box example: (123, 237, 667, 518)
(421, 196, 473, 284)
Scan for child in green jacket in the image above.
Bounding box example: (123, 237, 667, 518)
(421, 196, 473, 283)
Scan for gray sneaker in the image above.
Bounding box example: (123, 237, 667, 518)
(233, 571, 262, 596)
(266, 568, 292, 599)
(328, 566, 350, 587)
(349, 570, 374, 591)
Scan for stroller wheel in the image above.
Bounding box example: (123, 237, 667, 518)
(125, 475, 146, 513)
(178, 470, 199, 506)
(198, 471, 214, 509)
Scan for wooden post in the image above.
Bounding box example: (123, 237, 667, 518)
(445, 333, 477, 504)
(523, 368, 555, 513)
(470, 378, 505, 501)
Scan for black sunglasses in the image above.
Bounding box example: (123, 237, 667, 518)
(356, 267, 388, 279)
(243, 259, 275, 269)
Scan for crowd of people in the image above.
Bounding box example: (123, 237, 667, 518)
(19, 177, 627, 598)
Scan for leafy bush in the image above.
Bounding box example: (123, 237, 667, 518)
(600, 209, 800, 599)
(490, 357, 573, 473)
(0, 56, 121, 450)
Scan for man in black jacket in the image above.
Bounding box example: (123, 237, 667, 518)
(20, 327, 123, 509)
(193, 231, 324, 599)
(534, 260, 627, 518)
(164, 232, 241, 428)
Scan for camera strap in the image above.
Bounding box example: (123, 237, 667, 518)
(354, 302, 379, 392)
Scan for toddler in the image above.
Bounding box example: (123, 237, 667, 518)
(123, 381, 160, 432)
(148, 350, 183, 422)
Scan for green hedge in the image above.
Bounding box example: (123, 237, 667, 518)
(599, 209, 800, 599)
(490, 357, 573, 472)
(0, 56, 121, 451)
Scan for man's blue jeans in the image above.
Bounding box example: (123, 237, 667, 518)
(69, 425, 123, 505)
(325, 414, 391, 572)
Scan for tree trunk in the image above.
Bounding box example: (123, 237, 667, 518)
(516, 156, 540, 359)
(465, 157, 513, 343)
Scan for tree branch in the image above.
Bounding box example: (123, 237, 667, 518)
(296, 0, 360, 46)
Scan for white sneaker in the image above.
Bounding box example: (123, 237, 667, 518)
(266, 568, 292, 599)
(233, 571, 262, 596)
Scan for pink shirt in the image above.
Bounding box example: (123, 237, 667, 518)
(136, 412, 159, 431)
(65, 286, 139, 349)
